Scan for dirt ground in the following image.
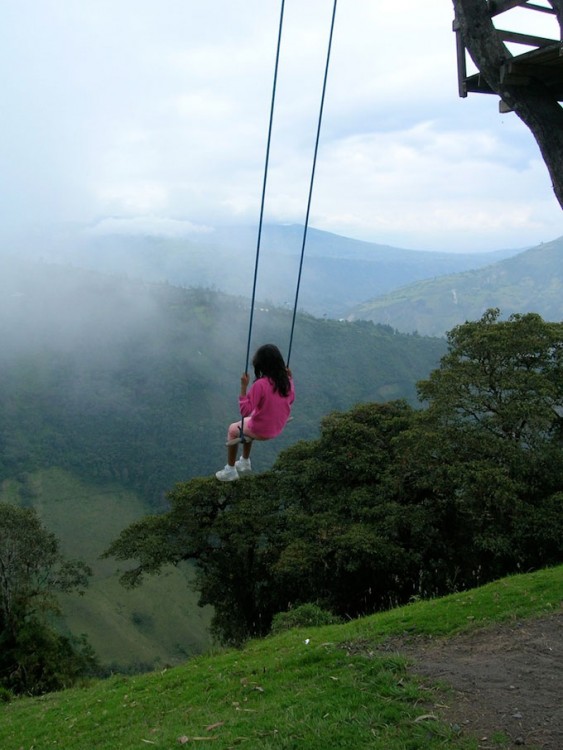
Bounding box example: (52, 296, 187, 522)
(394, 612, 563, 749)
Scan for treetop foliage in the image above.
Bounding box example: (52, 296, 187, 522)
(418, 309, 563, 443)
(0, 503, 95, 695)
(106, 310, 563, 645)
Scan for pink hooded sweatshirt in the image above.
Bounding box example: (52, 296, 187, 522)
(239, 376, 295, 439)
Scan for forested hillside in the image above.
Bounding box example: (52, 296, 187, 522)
(2, 254, 561, 692)
(350, 235, 563, 336)
(0, 256, 446, 500)
(108, 310, 563, 646)
(0, 256, 446, 672)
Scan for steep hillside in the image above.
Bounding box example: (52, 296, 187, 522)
(349, 236, 563, 336)
(0, 469, 212, 670)
(1, 566, 561, 750)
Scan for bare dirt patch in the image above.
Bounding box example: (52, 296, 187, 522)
(398, 613, 562, 749)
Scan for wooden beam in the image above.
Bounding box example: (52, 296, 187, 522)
(489, 0, 556, 16)
(502, 59, 562, 78)
(453, 19, 469, 97)
(497, 28, 557, 47)
(490, 0, 528, 15)
(525, 2, 558, 14)
(499, 49, 563, 94)
(500, 69, 533, 84)
(464, 73, 495, 94)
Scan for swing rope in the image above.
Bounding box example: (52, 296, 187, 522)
(237, 0, 285, 446)
(236, 0, 337, 446)
(286, 0, 338, 368)
(245, 0, 338, 371)
(244, 0, 286, 376)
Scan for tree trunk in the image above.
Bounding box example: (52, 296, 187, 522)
(548, 0, 563, 31)
(452, 0, 563, 209)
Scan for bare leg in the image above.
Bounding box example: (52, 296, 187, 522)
(227, 438, 253, 466)
(227, 443, 238, 466)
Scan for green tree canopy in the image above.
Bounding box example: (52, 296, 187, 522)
(0, 503, 95, 695)
(417, 309, 563, 446)
(106, 311, 563, 645)
(402, 309, 563, 583)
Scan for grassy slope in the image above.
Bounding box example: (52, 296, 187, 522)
(1, 565, 561, 750)
(0, 469, 212, 669)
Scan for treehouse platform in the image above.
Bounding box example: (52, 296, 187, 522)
(454, 0, 563, 106)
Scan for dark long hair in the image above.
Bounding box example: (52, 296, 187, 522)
(253, 344, 291, 397)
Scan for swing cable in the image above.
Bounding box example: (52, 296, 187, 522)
(244, 0, 286, 376)
(236, 0, 337, 446)
(237, 0, 285, 446)
(286, 0, 338, 369)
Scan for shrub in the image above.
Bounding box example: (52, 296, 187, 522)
(270, 604, 342, 634)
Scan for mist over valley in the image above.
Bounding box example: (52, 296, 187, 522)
(2, 221, 561, 670)
(21, 222, 523, 319)
(0, 248, 448, 669)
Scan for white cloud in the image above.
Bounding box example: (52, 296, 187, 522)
(97, 180, 169, 215)
(1, 0, 561, 252)
(87, 216, 213, 238)
(305, 123, 561, 251)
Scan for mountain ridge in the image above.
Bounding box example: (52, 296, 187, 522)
(349, 235, 563, 336)
(32, 222, 524, 318)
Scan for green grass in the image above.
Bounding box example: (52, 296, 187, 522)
(0, 468, 212, 670)
(1, 565, 561, 750)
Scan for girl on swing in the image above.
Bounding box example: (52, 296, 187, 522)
(216, 343, 294, 481)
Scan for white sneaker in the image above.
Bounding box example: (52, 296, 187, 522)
(235, 457, 252, 474)
(215, 464, 239, 482)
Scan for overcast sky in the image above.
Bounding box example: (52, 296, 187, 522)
(2, 0, 561, 254)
